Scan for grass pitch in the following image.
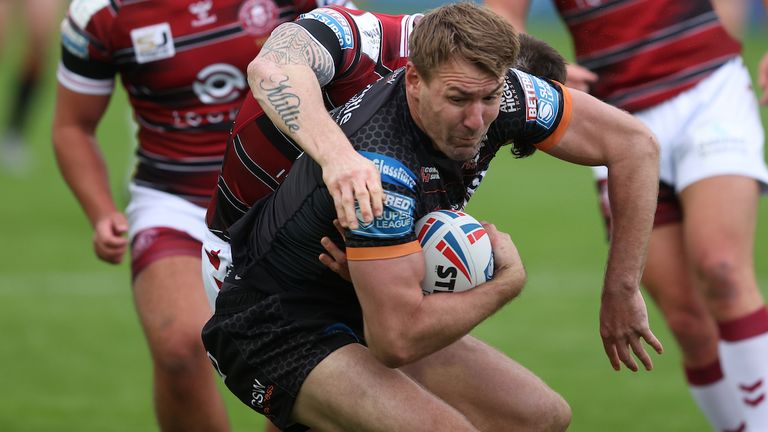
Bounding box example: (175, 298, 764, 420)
(0, 2, 766, 430)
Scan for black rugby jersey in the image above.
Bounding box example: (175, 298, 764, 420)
(226, 67, 571, 319)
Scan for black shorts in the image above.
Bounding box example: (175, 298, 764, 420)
(202, 285, 363, 431)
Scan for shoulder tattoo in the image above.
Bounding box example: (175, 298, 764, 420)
(259, 23, 335, 86)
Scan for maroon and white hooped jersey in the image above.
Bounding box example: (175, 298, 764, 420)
(206, 7, 420, 237)
(58, 0, 353, 207)
(554, 0, 740, 112)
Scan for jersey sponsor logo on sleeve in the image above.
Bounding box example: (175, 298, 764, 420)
(358, 151, 417, 191)
(531, 76, 560, 129)
(351, 190, 415, 238)
(239, 0, 279, 37)
(512, 69, 560, 130)
(512, 69, 537, 121)
(299, 8, 354, 49)
(61, 19, 89, 59)
(131, 23, 175, 64)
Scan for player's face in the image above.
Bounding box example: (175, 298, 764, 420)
(407, 60, 504, 161)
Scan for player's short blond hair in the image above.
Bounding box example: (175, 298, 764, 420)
(409, 2, 519, 81)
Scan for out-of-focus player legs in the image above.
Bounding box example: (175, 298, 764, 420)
(642, 223, 745, 430)
(681, 175, 768, 427)
(1, 0, 64, 172)
(133, 256, 230, 432)
(643, 224, 719, 368)
(682, 176, 763, 320)
(400, 336, 571, 431)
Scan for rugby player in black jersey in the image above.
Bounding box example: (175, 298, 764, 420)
(202, 3, 662, 431)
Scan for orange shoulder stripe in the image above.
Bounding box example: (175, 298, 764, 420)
(346, 241, 422, 261)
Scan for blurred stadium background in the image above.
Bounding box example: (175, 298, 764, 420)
(0, 1, 765, 430)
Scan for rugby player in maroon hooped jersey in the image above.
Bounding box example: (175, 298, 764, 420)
(488, 0, 768, 430)
(50, 1, 369, 431)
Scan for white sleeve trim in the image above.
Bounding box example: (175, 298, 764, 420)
(57, 62, 114, 95)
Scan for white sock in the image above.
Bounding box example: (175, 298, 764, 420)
(687, 361, 746, 432)
(719, 307, 768, 430)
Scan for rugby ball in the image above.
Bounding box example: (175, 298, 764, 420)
(416, 210, 494, 295)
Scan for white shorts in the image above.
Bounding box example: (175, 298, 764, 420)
(126, 183, 231, 310)
(593, 57, 768, 193)
(125, 183, 208, 242)
(201, 230, 232, 311)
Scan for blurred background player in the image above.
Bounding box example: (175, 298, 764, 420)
(0, 0, 65, 173)
(485, 0, 768, 429)
(50, 1, 368, 431)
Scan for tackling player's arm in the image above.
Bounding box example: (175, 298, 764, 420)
(247, 19, 382, 229)
(52, 86, 128, 264)
(346, 224, 525, 368)
(542, 88, 663, 371)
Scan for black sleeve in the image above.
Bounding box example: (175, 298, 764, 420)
(295, 19, 343, 77)
(61, 46, 117, 80)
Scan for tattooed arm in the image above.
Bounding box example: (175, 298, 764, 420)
(247, 22, 383, 229)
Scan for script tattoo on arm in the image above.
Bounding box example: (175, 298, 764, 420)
(256, 23, 337, 133)
(259, 74, 301, 132)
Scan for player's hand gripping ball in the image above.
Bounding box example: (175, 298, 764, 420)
(415, 210, 494, 295)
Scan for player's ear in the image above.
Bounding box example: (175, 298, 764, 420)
(405, 62, 423, 94)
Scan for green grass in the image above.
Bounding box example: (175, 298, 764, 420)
(0, 6, 766, 431)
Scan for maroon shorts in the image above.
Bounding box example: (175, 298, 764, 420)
(131, 227, 202, 279)
(596, 180, 682, 237)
